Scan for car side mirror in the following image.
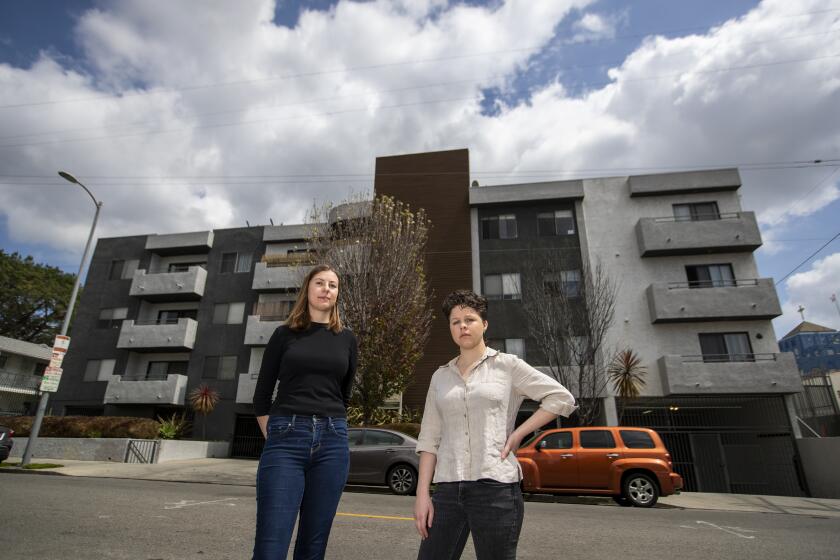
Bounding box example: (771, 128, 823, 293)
(538, 440, 548, 451)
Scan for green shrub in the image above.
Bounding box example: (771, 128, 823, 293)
(157, 413, 191, 440)
(3, 416, 159, 439)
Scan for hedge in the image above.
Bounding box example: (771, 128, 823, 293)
(2, 416, 159, 439)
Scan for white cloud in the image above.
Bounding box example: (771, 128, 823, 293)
(776, 252, 840, 337)
(569, 12, 621, 43)
(0, 0, 838, 277)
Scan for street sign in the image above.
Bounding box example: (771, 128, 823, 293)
(53, 335, 70, 352)
(49, 351, 65, 369)
(40, 366, 63, 392)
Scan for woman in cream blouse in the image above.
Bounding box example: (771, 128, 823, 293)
(414, 289, 576, 560)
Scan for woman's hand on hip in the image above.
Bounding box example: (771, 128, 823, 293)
(502, 430, 525, 459)
(414, 492, 434, 539)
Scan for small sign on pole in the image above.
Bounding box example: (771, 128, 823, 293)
(53, 335, 71, 352)
(40, 335, 71, 392)
(40, 366, 63, 392)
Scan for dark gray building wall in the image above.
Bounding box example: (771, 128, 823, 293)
(476, 201, 581, 365)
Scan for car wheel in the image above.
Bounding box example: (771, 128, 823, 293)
(612, 495, 633, 507)
(622, 473, 659, 508)
(387, 464, 417, 496)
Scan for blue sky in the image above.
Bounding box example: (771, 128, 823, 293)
(1, 0, 838, 336)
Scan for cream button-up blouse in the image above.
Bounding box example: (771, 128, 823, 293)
(415, 347, 577, 483)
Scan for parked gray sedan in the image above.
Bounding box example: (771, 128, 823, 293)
(347, 428, 419, 495)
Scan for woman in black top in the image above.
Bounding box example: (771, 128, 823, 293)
(252, 264, 358, 560)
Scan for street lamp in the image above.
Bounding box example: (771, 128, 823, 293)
(20, 171, 103, 466)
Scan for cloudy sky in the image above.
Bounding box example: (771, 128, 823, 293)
(1, 0, 838, 338)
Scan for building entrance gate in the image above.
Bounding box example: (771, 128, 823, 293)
(621, 395, 806, 496)
(231, 414, 264, 459)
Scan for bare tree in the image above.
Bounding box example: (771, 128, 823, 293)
(522, 250, 618, 426)
(307, 195, 434, 424)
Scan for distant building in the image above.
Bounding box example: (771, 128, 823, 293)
(778, 321, 840, 374)
(0, 335, 51, 415)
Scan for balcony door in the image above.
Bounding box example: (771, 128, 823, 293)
(699, 333, 753, 362)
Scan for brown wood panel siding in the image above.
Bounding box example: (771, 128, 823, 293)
(374, 149, 472, 410)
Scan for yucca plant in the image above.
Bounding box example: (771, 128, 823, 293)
(157, 413, 191, 440)
(607, 349, 647, 423)
(188, 384, 220, 440)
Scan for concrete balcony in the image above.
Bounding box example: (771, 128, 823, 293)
(658, 353, 801, 395)
(145, 231, 214, 255)
(129, 266, 207, 302)
(636, 212, 762, 256)
(236, 373, 258, 404)
(244, 315, 283, 346)
(252, 262, 308, 291)
(103, 374, 188, 405)
(117, 318, 198, 352)
(646, 278, 782, 323)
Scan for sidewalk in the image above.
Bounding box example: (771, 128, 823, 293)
(5, 457, 840, 518)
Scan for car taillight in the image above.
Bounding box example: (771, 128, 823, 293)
(665, 452, 672, 469)
(8, 430, 13, 438)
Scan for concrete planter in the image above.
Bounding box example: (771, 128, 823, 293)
(9, 437, 230, 463)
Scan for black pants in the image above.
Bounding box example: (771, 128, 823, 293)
(417, 480, 524, 560)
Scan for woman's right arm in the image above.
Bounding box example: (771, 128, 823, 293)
(414, 377, 442, 538)
(252, 328, 286, 438)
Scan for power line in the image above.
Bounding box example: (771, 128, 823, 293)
(1, 6, 837, 112)
(775, 232, 840, 286)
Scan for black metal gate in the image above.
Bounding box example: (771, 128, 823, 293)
(231, 414, 264, 459)
(621, 395, 806, 496)
(125, 439, 159, 463)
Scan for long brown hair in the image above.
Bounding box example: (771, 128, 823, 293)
(286, 264, 343, 333)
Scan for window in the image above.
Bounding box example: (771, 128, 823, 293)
(685, 264, 735, 288)
(364, 430, 404, 446)
(673, 202, 720, 222)
(699, 332, 754, 362)
(203, 355, 237, 380)
(98, 307, 128, 329)
(34, 362, 47, 376)
(579, 430, 616, 449)
(108, 259, 138, 280)
(486, 338, 525, 358)
(619, 430, 655, 449)
(220, 252, 252, 274)
(348, 429, 364, 447)
(254, 299, 294, 321)
(156, 309, 197, 324)
(0, 355, 8, 369)
(538, 209, 576, 236)
(539, 432, 573, 450)
(83, 359, 116, 382)
(146, 361, 188, 380)
(543, 270, 581, 297)
(484, 273, 521, 300)
(481, 214, 518, 239)
(213, 302, 246, 325)
(168, 262, 206, 273)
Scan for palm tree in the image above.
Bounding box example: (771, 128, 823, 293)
(188, 384, 220, 440)
(607, 349, 647, 424)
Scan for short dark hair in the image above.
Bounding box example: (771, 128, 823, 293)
(442, 289, 488, 321)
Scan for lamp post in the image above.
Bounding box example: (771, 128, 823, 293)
(20, 171, 103, 466)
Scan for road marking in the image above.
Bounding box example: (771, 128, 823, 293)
(679, 520, 756, 539)
(164, 497, 239, 510)
(337, 512, 414, 521)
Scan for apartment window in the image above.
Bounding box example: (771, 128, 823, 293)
(544, 270, 581, 297)
(157, 309, 197, 324)
(220, 252, 253, 274)
(97, 307, 128, 329)
(203, 355, 237, 380)
(673, 202, 720, 222)
(481, 214, 518, 239)
(168, 262, 206, 273)
(484, 273, 521, 300)
(486, 338, 525, 358)
(254, 299, 294, 321)
(108, 259, 139, 280)
(83, 359, 116, 382)
(213, 302, 246, 325)
(0, 355, 8, 369)
(699, 332, 754, 363)
(685, 264, 735, 288)
(537, 209, 575, 236)
(146, 361, 188, 380)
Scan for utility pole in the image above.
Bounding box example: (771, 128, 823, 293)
(20, 172, 102, 466)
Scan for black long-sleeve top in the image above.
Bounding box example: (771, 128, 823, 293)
(252, 322, 358, 417)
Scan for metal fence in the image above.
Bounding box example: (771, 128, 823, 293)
(0, 369, 41, 416)
(125, 440, 159, 464)
(794, 375, 840, 437)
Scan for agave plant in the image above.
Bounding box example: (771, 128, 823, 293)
(157, 413, 191, 440)
(607, 349, 647, 423)
(188, 384, 220, 440)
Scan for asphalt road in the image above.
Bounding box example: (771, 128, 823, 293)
(3, 475, 839, 560)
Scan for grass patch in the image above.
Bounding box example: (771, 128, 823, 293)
(0, 462, 63, 469)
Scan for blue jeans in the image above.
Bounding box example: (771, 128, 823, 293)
(417, 480, 524, 560)
(253, 415, 349, 560)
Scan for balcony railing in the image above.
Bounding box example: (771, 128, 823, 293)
(681, 353, 778, 363)
(667, 279, 759, 289)
(652, 211, 741, 223)
(0, 369, 42, 394)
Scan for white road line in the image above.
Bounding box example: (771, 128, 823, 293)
(692, 520, 757, 539)
(164, 497, 239, 510)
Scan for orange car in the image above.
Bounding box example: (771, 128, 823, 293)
(516, 427, 683, 507)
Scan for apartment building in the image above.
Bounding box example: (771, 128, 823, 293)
(52, 148, 803, 495)
(0, 336, 51, 415)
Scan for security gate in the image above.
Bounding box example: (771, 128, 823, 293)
(125, 439, 159, 464)
(231, 414, 264, 459)
(622, 395, 806, 496)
